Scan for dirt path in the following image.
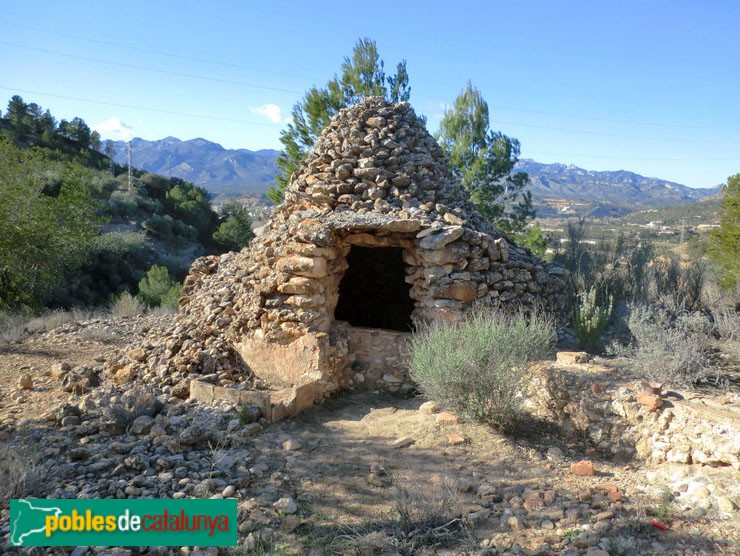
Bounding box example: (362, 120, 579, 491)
(0, 317, 738, 555)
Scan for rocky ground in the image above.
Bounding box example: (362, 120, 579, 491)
(0, 314, 739, 556)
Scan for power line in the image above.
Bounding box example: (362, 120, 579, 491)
(0, 86, 283, 127)
(2, 86, 736, 153)
(0, 19, 319, 83)
(524, 151, 738, 162)
(1, 87, 734, 168)
(487, 103, 735, 131)
(494, 119, 722, 144)
(2, 21, 736, 134)
(0, 41, 306, 95)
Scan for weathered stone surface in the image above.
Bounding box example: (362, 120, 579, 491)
(526, 363, 740, 468)
(556, 351, 591, 364)
(570, 460, 595, 476)
(18, 374, 33, 390)
(418, 226, 464, 249)
(436, 411, 459, 426)
(391, 436, 415, 449)
(434, 281, 479, 302)
(636, 392, 663, 412)
(273, 497, 298, 515)
(448, 433, 466, 445)
(50, 361, 71, 379)
(130, 415, 155, 435)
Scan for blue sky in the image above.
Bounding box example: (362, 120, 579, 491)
(2, 0, 738, 188)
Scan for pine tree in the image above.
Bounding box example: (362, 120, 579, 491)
(711, 173, 740, 289)
(270, 38, 410, 202)
(436, 82, 534, 234)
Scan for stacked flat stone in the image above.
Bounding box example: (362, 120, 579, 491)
(106, 98, 567, 395)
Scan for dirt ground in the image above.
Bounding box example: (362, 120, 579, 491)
(1, 317, 739, 555)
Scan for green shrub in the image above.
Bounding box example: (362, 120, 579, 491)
(514, 224, 549, 257)
(108, 190, 138, 219)
(110, 291, 144, 318)
(213, 201, 254, 252)
(409, 310, 554, 431)
(611, 305, 712, 387)
(137, 265, 181, 308)
(573, 286, 613, 352)
(141, 214, 175, 239)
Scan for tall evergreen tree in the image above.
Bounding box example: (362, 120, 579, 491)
(436, 82, 534, 234)
(270, 38, 410, 202)
(711, 173, 740, 289)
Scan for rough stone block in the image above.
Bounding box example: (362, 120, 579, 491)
(436, 411, 459, 426)
(570, 460, 595, 476)
(637, 392, 663, 412)
(556, 351, 591, 364)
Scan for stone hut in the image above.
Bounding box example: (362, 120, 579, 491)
(111, 98, 567, 417)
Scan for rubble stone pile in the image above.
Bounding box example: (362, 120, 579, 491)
(107, 98, 568, 408)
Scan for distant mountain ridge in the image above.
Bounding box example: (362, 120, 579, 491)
(516, 159, 719, 207)
(113, 137, 720, 211)
(112, 137, 279, 197)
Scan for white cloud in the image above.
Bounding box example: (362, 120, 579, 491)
(94, 116, 134, 140)
(249, 103, 288, 123)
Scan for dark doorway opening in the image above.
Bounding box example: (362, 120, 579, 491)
(334, 246, 414, 332)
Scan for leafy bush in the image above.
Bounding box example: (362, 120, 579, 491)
(573, 286, 613, 351)
(611, 306, 712, 387)
(213, 201, 254, 251)
(110, 291, 144, 318)
(409, 310, 554, 431)
(0, 138, 99, 308)
(164, 180, 218, 243)
(137, 265, 181, 308)
(142, 214, 175, 240)
(108, 190, 138, 219)
(514, 224, 549, 257)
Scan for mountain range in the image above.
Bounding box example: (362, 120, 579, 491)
(112, 137, 279, 197)
(113, 137, 720, 213)
(516, 159, 718, 215)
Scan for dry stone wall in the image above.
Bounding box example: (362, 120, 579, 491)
(526, 362, 740, 468)
(107, 98, 568, 407)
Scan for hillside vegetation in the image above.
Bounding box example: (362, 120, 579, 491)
(111, 137, 279, 199)
(0, 96, 253, 311)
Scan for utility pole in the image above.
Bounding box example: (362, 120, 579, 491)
(127, 140, 133, 193)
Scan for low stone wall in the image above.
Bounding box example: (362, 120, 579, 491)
(526, 360, 740, 468)
(189, 379, 316, 423)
